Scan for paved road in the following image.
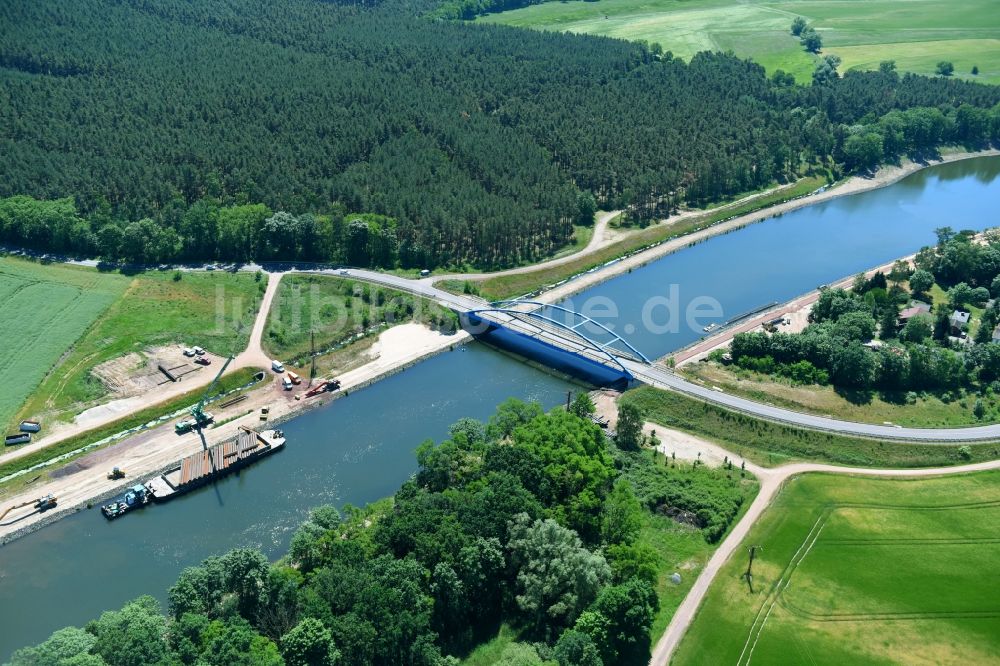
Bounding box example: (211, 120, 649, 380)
(318, 268, 1000, 444)
(623, 360, 1000, 442)
(646, 426, 1000, 665)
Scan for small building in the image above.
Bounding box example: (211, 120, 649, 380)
(949, 310, 971, 334)
(897, 302, 931, 328)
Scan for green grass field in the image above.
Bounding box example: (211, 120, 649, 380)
(9, 263, 265, 431)
(264, 274, 457, 362)
(481, 0, 1000, 84)
(0, 258, 129, 434)
(673, 471, 1000, 665)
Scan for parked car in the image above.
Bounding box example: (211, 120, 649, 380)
(183, 347, 196, 357)
(420, 269, 431, 277)
(282, 377, 293, 390)
(195, 356, 211, 366)
(193, 346, 205, 355)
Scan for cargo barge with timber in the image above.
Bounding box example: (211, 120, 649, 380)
(145, 427, 285, 502)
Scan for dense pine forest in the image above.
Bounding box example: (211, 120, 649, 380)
(8, 400, 756, 666)
(1, 0, 1000, 269)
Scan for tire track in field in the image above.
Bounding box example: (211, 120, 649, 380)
(649, 434, 1000, 666)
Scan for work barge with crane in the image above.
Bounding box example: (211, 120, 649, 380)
(96, 354, 291, 520)
(99, 427, 286, 520)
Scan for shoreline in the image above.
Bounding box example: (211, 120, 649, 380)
(531, 149, 1000, 305)
(667, 254, 918, 367)
(3, 150, 998, 545)
(0, 326, 471, 546)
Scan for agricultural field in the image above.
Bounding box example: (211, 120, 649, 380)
(264, 274, 458, 367)
(12, 267, 265, 429)
(481, 0, 1000, 84)
(673, 471, 1000, 665)
(0, 258, 129, 434)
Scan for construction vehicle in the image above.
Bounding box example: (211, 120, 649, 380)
(304, 378, 341, 398)
(175, 355, 233, 434)
(108, 467, 126, 480)
(0, 495, 57, 522)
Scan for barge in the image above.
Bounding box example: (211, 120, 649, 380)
(101, 484, 151, 520)
(146, 428, 285, 502)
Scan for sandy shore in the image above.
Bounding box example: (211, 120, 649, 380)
(593, 389, 733, 467)
(534, 149, 1000, 305)
(0, 323, 469, 544)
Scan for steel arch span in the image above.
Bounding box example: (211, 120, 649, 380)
(465, 300, 651, 375)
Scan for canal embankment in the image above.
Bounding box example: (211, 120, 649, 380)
(531, 149, 1000, 306)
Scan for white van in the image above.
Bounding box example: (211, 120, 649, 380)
(183, 347, 196, 357)
(282, 377, 293, 390)
(272, 360, 285, 373)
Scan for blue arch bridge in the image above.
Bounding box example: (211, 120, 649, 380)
(460, 300, 651, 388)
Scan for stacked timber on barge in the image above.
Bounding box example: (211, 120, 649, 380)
(146, 428, 285, 502)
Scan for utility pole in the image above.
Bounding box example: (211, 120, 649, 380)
(309, 330, 316, 387)
(742, 545, 761, 593)
(566, 390, 572, 410)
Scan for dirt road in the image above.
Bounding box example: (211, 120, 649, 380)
(643, 421, 1000, 665)
(507, 149, 1000, 306)
(0, 274, 284, 469)
(0, 322, 467, 543)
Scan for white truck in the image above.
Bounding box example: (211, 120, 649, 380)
(272, 360, 285, 373)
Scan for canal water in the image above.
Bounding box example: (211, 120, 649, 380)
(1, 156, 998, 658)
(554, 156, 1000, 359)
(0, 345, 579, 659)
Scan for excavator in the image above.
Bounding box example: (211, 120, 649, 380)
(175, 355, 234, 434)
(0, 495, 57, 522)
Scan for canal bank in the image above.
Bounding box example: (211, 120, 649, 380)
(527, 149, 1000, 307)
(3, 155, 1000, 659)
(0, 344, 581, 659)
(547, 155, 1000, 361)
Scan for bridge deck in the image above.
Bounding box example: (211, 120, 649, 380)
(471, 309, 643, 371)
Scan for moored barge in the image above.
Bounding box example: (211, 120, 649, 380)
(146, 428, 285, 502)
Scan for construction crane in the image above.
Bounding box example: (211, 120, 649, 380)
(1, 495, 57, 521)
(175, 356, 234, 434)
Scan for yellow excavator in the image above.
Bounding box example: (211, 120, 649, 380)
(0, 495, 57, 522)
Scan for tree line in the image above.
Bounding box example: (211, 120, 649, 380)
(729, 230, 1000, 399)
(2, 0, 1000, 268)
(8, 398, 755, 666)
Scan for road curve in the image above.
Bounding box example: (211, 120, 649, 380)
(647, 427, 1000, 665)
(331, 269, 1000, 444)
